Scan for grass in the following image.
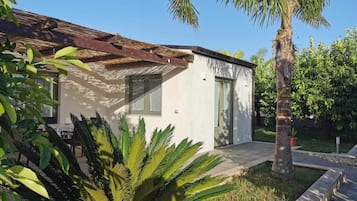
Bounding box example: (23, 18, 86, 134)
(210, 162, 324, 201)
(254, 126, 356, 153)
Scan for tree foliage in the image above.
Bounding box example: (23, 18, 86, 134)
(251, 48, 275, 126)
(0, 1, 90, 198)
(292, 28, 357, 133)
(217, 50, 244, 59)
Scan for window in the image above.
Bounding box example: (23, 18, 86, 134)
(128, 74, 162, 114)
(35, 73, 59, 123)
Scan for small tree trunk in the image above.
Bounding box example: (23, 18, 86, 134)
(272, 15, 294, 180)
(256, 102, 261, 126)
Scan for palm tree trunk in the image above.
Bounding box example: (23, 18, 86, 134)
(272, 15, 294, 180)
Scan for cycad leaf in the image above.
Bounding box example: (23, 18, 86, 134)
(109, 164, 130, 201)
(134, 145, 167, 201)
(184, 176, 227, 196)
(83, 181, 109, 201)
(176, 154, 222, 187)
(119, 116, 130, 161)
(46, 125, 82, 174)
(93, 126, 114, 175)
(136, 118, 145, 139)
(147, 125, 174, 156)
(184, 183, 235, 201)
(140, 144, 166, 183)
(125, 134, 146, 186)
(162, 140, 201, 180)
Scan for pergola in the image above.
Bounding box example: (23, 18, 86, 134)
(0, 9, 193, 69)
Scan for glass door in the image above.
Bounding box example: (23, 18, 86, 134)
(214, 78, 233, 146)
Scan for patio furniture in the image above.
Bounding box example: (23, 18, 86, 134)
(61, 129, 83, 156)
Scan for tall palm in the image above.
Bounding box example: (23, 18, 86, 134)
(168, 0, 329, 179)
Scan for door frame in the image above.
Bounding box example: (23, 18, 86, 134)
(214, 77, 234, 147)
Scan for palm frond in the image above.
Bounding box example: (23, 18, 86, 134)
(184, 175, 228, 196)
(46, 125, 83, 175)
(296, 0, 330, 28)
(134, 145, 167, 201)
(168, 0, 199, 28)
(224, 0, 289, 27)
(125, 133, 146, 186)
(147, 125, 174, 156)
(109, 164, 131, 201)
(162, 140, 201, 180)
(184, 183, 236, 201)
(118, 116, 130, 161)
(175, 154, 222, 187)
(71, 114, 103, 184)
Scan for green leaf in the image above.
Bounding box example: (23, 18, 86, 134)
(38, 145, 51, 170)
(0, 102, 4, 115)
(1, 192, 10, 201)
(27, 48, 33, 63)
(67, 59, 91, 71)
(0, 148, 5, 157)
(54, 46, 78, 59)
(52, 149, 70, 173)
(0, 94, 16, 123)
(0, 166, 16, 188)
(25, 64, 37, 74)
(42, 59, 68, 68)
(6, 165, 49, 198)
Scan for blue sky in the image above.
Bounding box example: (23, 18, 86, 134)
(14, 1, 357, 60)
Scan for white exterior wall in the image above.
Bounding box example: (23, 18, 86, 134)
(57, 51, 253, 152)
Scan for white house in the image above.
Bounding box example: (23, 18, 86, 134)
(3, 9, 256, 152)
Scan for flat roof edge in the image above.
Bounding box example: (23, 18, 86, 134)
(164, 45, 257, 69)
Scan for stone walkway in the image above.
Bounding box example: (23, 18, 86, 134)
(210, 141, 357, 201)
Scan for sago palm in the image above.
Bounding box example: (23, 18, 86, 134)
(69, 114, 234, 201)
(168, 0, 329, 179)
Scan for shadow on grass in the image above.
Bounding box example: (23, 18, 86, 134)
(210, 162, 324, 201)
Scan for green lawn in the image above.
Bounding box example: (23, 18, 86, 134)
(210, 162, 324, 201)
(254, 126, 356, 153)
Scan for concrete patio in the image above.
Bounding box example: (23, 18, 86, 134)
(209, 141, 274, 176)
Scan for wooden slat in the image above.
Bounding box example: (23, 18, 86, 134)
(0, 19, 188, 68)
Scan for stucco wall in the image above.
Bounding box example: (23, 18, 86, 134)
(57, 51, 252, 152)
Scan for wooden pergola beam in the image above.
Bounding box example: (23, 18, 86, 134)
(0, 19, 188, 68)
(81, 54, 123, 63)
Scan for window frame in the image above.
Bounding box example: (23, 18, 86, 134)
(127, 74, 162, 115)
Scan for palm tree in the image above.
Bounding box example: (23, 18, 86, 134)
(168, 0, 329, 179)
